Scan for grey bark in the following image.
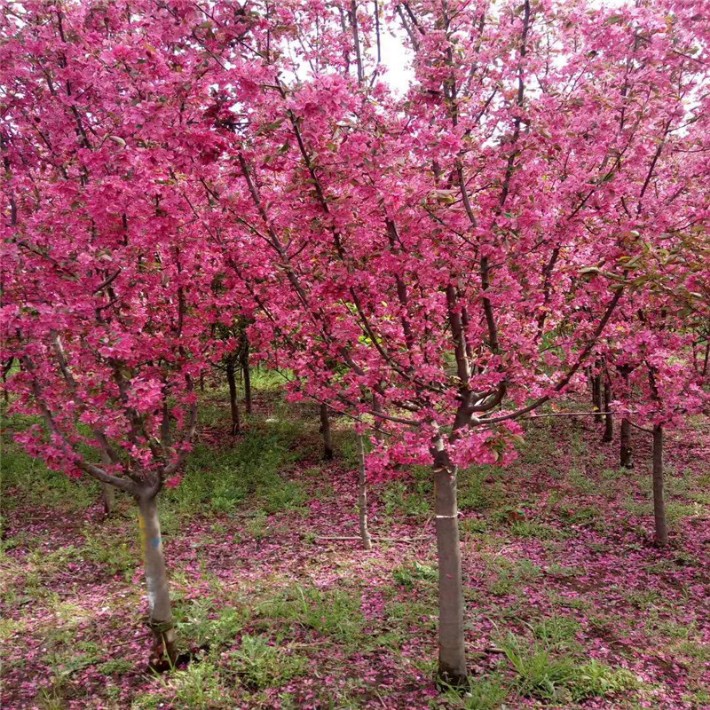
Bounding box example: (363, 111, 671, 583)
(652, 424, 668, 546)
(432, 442, 467, 685)
(138, 494, 177, 665)
(102, 483, 116, 516)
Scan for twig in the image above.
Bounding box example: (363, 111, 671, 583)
(315, 535, 427, 543)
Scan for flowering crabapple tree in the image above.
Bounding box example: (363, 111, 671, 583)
(596, 229, 709, 546)
(0, 0, 235, 665)
(196, 0, 708, 683)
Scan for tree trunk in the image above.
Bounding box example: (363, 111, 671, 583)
(432, 452, 467, 685)
(240, 340, 252, 415)
(102, 483, 116, 516)
(100, 450, 116, 516)
(602, 382, 613, 443)
(652, 424, 668, 546)
(138, 494, 177, 667)
(592, 374, 602, 423)
(320, 404, 334, 461)
(226, 361, 240, 435)
(620, 418, 633, 469)
(357, 435, 372, 550)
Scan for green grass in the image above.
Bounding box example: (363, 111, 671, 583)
(225, 634, 308, 690)
(500, 633, 639, 702)
(392, 560, 438, 589)
(176, 598, 246, 649)
(257, 584, 365, 644)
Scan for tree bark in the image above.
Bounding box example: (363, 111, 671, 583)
(592, 374, 602, 423)
(620, 417, 633, 468)
(102, 482, 116, 516)
(138, 494, 177, 666)
(240, 339, 252, 415)
(432, 448, 467, 685)
(357, 435, 372, 550)
(652, 424, 668, 546)
(100, 450, 116, 516)
(320, 403, 334, 460)
(226, 361, 240, 435)
(602, 382, 613, 443)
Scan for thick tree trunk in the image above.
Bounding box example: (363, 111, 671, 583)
(652, 424, 668, 546)
(620, 418, 633, 469)
(138, 494, 177, 667)
(226, 361, 240, 435)
(240, 341, 252, 415)
(319, 404, 334, 461)
(592, 374, 602, 423)
(433, 455, 467, 685)
(357, 435, 372, 550)
(602, 382, 613, 443)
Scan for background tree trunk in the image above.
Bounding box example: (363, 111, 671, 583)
(432, 451, 467, 685)
(320, 403, 334, 460)
(602, 382, 614, 443)
(620, 418, 633, 468)
(240, 339, 252, 415)
(138, 494, 177, 666)
(652, 424, 668, 546)
(592, 374, 602, 423)
(357, 435, 372, 550)
(102, 483, 116, 516)
(226, 361, 240, 434)
(100, 450, 116, 516)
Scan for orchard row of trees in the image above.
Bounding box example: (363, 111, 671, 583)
(1, 0, 707, 685)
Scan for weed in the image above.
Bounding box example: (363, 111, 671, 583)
(177, 598, 245, 649)
(226, 634, 307, 690)
(258, 585, 365, 643)
(170, 660, 225, 709)
(441, 675, 508, 709)
(529, 616, 581, 649)
(392, 560, 437, 589)
(500, 633, 576, 701)
(500, 634, 639, 703)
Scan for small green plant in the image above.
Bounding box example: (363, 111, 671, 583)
(500, 634, 576, 701)
(530, 616, 581, 649)
(486, 557, 541, 596)
(170, 660, 225, 709)
(177, 598, 245, 649)
(82, 530, 136, 578)
(99, 658, 134, 675)
(380, 481, 430, 520)
(441, 675, 509, 709)
(392, 560, 438, 589)
(227, 634, 307, 690)
(258, 585, 365, 643)
(500, 634, 639, 702)
(568, 660, 638, 701)
(509, 520, 561, 540)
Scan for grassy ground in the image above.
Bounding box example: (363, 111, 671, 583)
(1, 373, 708, 709)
